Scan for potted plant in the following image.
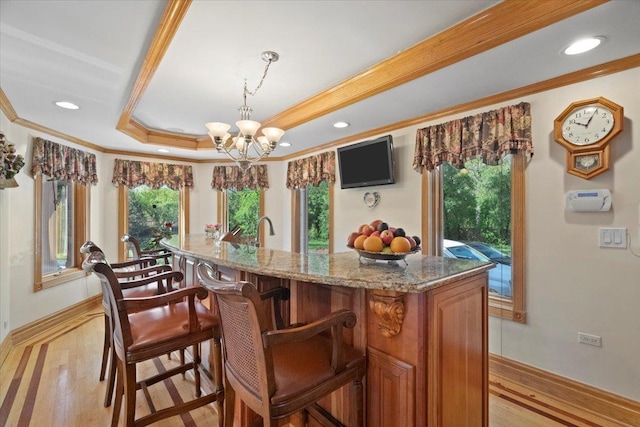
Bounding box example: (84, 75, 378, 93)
(0, 131, 25, 189)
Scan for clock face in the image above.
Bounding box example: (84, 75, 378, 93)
(561, 105, 615, 146)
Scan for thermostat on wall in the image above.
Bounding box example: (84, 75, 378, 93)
(566, 189, 611, 212)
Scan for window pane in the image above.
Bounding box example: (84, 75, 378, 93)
(127, 185, 179, 251)
(227, 188, 260, 238)
(442, 157, 512, 299)
(307, 181, 329, 253)
(41, 178, 74, 275)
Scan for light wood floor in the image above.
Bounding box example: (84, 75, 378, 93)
(0, 308, 569, 427)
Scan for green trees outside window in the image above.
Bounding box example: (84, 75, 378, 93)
(228, 188, 260, 237)
(128, 185, 179, 250)
(307, 180, 329, 253)
(443, 157, 511, 254)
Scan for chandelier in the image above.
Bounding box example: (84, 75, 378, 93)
(206, 51, 285, 171)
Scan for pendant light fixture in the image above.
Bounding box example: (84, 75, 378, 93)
(206, 51, 285, 171)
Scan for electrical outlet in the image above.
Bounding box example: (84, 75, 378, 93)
(578, 332, 602, 347)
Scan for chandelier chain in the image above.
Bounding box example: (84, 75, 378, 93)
(244, 58, 274, 99)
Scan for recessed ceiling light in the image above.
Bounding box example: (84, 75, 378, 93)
(279, 141, 291, 147)
(157, 148, 170, 153)
(55, 101, 80, 110)
(563, 36, 605, 55)
(333, 121, 350, 129)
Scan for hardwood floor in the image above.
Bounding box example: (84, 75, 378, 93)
(0, 308, 574, 426)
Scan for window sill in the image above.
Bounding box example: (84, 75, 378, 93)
(35, 268, 88, 291)
(489, 298, 526, 323)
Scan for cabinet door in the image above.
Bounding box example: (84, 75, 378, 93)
(427, 273, 489, 427)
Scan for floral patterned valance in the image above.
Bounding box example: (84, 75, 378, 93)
(286, 151, 335, 189)
(112, 158, 193, 190)
(413, 102, 533, 172)
(211, 164, 269, 191)
(31, 137, 98, 185)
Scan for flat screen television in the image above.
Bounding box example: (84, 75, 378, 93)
(337, 135, 395, 189)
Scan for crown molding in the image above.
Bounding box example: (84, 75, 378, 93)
(2, 56, 638, 163)
(116, 0, 606, 150)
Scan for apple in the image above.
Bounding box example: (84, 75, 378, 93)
(370, 219, 383, 230)
(347, 232, 360, 247)
(388, 227, 396, 234)
(380, 229, 394, 245)
(371, 230, 381, 238)
(359, 224, 375, 236)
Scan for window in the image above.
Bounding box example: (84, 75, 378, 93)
(127, 185, 179, 251)
(34, 175, 89, 291)
(427, 153, 526, 322)
(118, 185, 189, 261)
(217, 188, 263, 244)
(443, 157, 512, 296)
(292, 181, 333, 254)
(228, 188, 261, 237)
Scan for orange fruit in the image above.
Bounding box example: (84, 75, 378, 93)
(353, 234, 367, 250)
(363, 235, 384, 252)
(390, 236, 411, 253)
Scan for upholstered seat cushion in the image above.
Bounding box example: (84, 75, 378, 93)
(126, 301, 218, 352)
(270, 335, 365, 405)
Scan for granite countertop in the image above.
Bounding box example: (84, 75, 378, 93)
(162, 234, 494, 293)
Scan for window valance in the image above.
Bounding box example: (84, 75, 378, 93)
(286, 151, 335, 189)
(31, 137, 98, 184)
(112, 158, 194, 190)
(211, 164, 269, 191)
(413, 102, 533, 172)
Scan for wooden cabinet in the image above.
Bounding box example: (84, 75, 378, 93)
(164, 238, 490, 426)
(289, 273, 488, 427)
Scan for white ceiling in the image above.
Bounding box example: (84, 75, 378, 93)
(1, 0, 639, 161)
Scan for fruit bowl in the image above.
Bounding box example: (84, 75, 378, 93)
(350, 246, 421, 265)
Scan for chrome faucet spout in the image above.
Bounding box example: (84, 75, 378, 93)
(255, 216, 275, 247)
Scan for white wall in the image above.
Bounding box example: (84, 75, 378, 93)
(1, 68, 638, 400)
(495, 69, 640, 399)
(0, 115, 104, 332)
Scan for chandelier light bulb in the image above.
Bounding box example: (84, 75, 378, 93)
(205, 122, 231, 137)
(262, 127, 285, 143)
(235, 137, 247, 152)
(236, 120, 261, 137)
(257, 136, 271, 152)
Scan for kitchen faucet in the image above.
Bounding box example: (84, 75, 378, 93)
(255, 216, 275, 247)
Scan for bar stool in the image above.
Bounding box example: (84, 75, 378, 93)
(197, 263, 366, 427)
(81, 241, 174, 408)
(83, 250, 224, 427)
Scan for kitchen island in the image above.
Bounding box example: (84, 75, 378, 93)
(163, 235, 493, 427)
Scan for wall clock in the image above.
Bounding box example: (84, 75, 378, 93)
(554, 97, 623, 179)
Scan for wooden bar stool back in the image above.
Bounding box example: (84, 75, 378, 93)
(121, 234, 172, 265)
(197, 263, 366, 427)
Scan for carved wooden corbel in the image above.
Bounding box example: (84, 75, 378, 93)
(369, 291, 405, 337)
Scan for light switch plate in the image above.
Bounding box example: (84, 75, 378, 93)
(599, 228, 627, 248)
